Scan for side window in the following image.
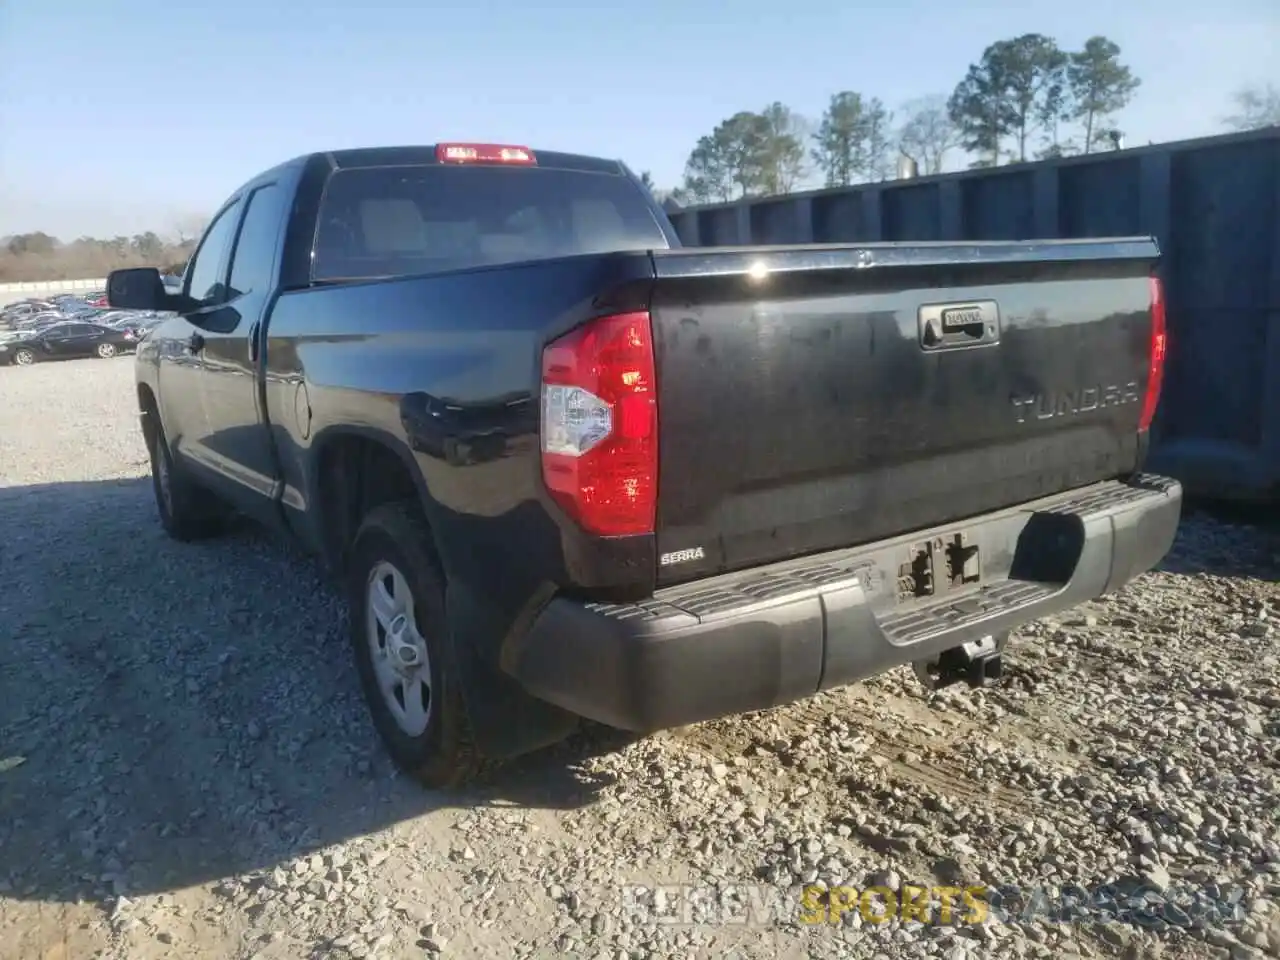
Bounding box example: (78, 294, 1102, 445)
(227, 184, 286, 298)
(184, 202, 241, 306)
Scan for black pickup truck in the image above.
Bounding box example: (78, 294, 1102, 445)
(108, 142, 1181, 788)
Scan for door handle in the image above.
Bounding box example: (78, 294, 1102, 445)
(188, 332, 205, 353)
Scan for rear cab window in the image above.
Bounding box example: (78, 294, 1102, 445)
(310, 163, 669, 282)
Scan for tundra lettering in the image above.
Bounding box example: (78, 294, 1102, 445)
(1010, 382, 1142, 423)
(111, 143, 1181, 789)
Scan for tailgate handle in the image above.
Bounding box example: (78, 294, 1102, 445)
(918, 300, 1001, 352)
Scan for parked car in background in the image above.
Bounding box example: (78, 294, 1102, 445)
(98, 310, 167, 340)
(93, 313, 135, 336)
(0, 300, 57, 326)
(8, 313, 68, 333)
(0, 320, 138, 365)
(50, 295, 101, 314)
(0, 288, 172, 345)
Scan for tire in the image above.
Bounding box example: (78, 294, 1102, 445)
(97, 343, 117, 358)
(347, 500, 481, 789)
(13, 348, 35, 366)
(146, 415, 230, 541)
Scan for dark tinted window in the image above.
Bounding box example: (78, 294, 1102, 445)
(312, 165, 668, 282)
(184, 202, 241, 305)
(228, 184, 286, 297)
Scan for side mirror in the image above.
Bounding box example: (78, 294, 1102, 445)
(107, 268, 172, 311)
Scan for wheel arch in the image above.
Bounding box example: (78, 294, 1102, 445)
(307, 424, 443, 575)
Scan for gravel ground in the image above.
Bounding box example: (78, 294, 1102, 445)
(0, 356, 1277, 960)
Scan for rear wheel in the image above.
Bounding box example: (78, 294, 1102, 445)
(347, 500, 481, 789)
(97, 342, 117, 358)
(147, 416, 230, 541)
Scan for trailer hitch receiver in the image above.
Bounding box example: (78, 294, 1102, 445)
(913, 634, 1004, 691)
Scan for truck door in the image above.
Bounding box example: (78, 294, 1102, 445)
(156, 199, 242, 487)
(181, 182, 289, 530)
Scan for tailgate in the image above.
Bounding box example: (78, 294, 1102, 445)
(649, 239, 1161, 585)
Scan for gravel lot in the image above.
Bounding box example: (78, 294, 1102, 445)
(1, 356, 1277, 960)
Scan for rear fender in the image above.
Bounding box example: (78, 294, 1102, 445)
(306, 425, 578, 760)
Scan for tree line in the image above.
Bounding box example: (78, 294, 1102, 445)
(4, 66, 1278, 282)
(662, 33, 1279, 205)
(0, 217, 204, 283)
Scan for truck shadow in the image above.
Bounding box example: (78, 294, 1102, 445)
(0, 477, 639, 906)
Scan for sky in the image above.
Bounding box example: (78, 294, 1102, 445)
(1, 0, 1276, 239)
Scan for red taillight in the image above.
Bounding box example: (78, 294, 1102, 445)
(435, 143, 536, 165)
(1139, 275, 1167, 431)
(540, 311, 657, 537)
